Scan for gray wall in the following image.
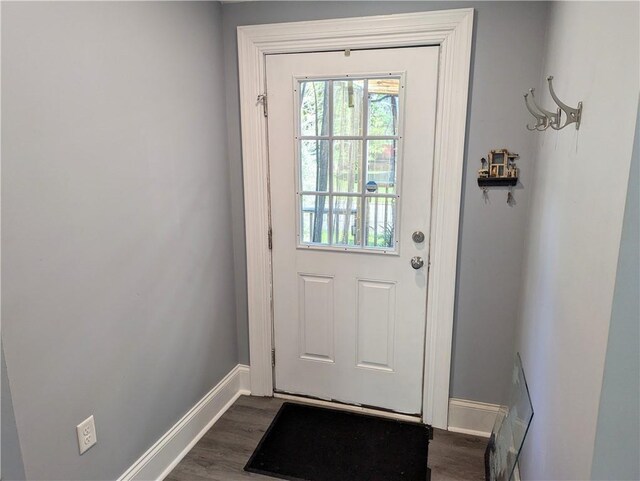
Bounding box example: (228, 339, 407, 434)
(1, 2, 237, 479)
(2, 344, 26, 481)
(591, 105, 640, 481)
(515, 2, 639, 479)
(222, 1, 548, 404)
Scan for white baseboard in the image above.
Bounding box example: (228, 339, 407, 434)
(118, 364, 251, 481)
(447, 397, 500, 438)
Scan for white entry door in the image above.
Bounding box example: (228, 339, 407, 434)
(267, 47, 439, 415)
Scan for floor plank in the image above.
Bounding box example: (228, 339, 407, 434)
(166, 395, 486, 481)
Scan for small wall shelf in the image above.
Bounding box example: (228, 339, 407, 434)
(477, 149, 520, 204)
(477, 177, 518, 187)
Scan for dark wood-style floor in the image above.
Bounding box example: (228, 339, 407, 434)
(166, 395, 486, 481)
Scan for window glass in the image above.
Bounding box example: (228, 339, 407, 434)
(300, 140, 330, 192)
(300, 81, 329, 137)
(298, 77, 401, 251)
(301, 194, 329, 244)
(333, 80, 364, 136)
(367, 139, 397, 194)
(332, 196, 360, 246)
(367, 78, 400, 136)
(333, 140, 362, 193)
(365, 197, 396, 249)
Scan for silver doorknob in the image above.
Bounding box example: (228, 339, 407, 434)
(411, 256, 424, 269)
(412, 231, 425, 243)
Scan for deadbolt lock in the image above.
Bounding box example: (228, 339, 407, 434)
(412, 231, 425, 243)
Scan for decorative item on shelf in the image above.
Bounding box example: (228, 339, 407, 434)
(478, 149, 519, 205)
(524, 76, 583, 131)
(478, 149, 519, 186)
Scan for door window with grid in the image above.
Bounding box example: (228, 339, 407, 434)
(296, 76, 403, 252)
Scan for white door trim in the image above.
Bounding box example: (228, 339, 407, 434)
(237, 8, 474, 429)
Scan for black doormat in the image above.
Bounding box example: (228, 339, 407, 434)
(245, 402, 431, 481)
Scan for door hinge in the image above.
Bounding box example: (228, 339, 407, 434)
(257, 93, 268, 117)
(271, 348, 276, 367)
(268, 227, 273, 250)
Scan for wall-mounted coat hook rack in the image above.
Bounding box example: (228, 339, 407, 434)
(523, 75, 583, 131)
(546, 76, 582, 130)
(524, 89, 556, 131)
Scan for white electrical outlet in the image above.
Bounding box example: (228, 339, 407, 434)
(76, 415, 97, 455)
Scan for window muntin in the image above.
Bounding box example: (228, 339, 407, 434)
(297, 76, 402, 253)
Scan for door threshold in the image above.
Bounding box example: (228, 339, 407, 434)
(273, 392, 423, 424)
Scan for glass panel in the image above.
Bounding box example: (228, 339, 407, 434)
(367, 78, 400, 136)
(367, 140, 397, 194)
(300, 81, 329, 137)
(300, 140, 330, 192)
(333, 80, 364, 136)
(365, 197, 396, 248)
(297, 76, 402, 252)
(333, 140, 362, 194)
(332, 196, 360, 246)
(301, 195, 329, 244)
(487, 353, 534, 481)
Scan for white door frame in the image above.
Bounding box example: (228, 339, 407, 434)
(237, 8, 474, 429)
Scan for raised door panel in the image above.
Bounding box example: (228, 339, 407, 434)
(356, 279, 396, 371)
(298, 274, 335, 362)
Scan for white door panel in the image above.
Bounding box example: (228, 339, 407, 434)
(267, 47, 438, 414)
